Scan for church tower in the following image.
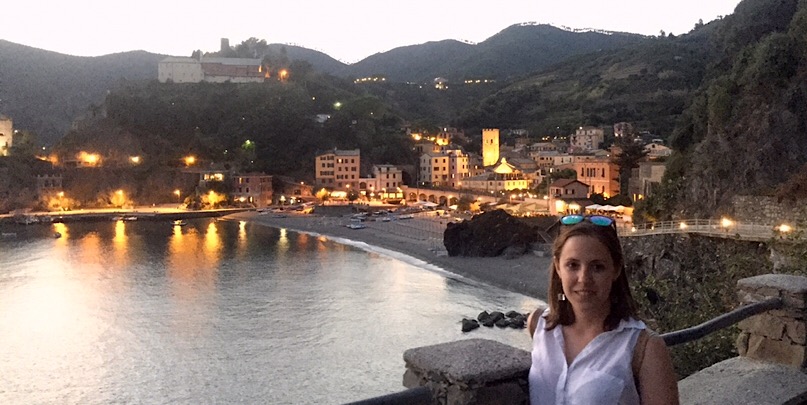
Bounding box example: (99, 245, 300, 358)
(482, 128, 499, 167)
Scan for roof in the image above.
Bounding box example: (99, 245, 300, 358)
(160, 56, 198, 63)
(550, 178, 589, 188)
(201, 57, 262, 66)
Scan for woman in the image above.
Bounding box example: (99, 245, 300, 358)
(528, 215, 679, 405)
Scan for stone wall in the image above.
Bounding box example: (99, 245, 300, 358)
(730, 195, 807, 225)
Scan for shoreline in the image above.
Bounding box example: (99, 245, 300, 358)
(226, 211, 550, 301)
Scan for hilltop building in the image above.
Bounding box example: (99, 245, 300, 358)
(0, 116, 13, 156)
(158, 56, 266, 83)
(315, 149, 360, 190)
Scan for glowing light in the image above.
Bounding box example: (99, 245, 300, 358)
(679, 222, 688, 230)
(720, 217, 733, 228)
(130, 156, 141, 164)
(184, 156, 196, 166)
(778, 224, 792, 233)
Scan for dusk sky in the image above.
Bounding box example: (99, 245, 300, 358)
(4, 0, 742, 63)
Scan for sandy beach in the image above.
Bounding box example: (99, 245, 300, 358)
(226, 211, 550, 300)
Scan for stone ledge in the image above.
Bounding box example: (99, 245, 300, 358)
(679, 357, 807, 405)
(403, 338, 531, 387)
(738, 275, 807, 296)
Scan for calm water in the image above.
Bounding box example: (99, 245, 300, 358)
(0, 218, 543, 404)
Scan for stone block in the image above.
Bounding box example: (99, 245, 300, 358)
(786, 320, 807, 346)
(783, 290, 807, 310)
(738, 314, 786, 340)
(745, 334, 807, 367)
(403, 339, 530, 388)
(736, 332, 749, 356)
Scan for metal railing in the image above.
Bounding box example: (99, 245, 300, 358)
(660, 297, 783, 346)
(619, 218, 783, 241)
(343, 386, 431, 405)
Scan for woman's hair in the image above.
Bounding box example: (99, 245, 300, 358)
(544, 221, 637, 331)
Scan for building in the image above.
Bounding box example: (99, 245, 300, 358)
(0, 116, 12, 156)
(548, 179, 591, 215)
(158, 56, 265, 84)
(570, 126, 604, 151)
(644, 142, 672, 159)
(315, 149, 360, 190)
(419, 150, 469, 188)
(463, 158, 530, 193)
(482, 128, 500, 167)
(574, 159, 620, 198)
(232, 173, 273, 207)
(628, 161, 666, 201)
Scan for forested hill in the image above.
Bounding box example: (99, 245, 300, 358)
(55, 73, 416, 181)
(1, 25, 645, 146)
(0, 40, 164, 145)
(654, 0, 807, 218)
(339, 24, 647, 82)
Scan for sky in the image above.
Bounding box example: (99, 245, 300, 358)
(3, 0, 742, 64)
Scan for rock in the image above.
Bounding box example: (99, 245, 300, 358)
(505, 310, 521, 318)
(489, 311, 505, 323)
(495, 318, 510, 328)
(443, 210, 538, 257)
(462, 318, 480, 332)
(477, 311, 490, 322)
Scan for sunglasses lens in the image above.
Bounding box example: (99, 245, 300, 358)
(589, 216, 614, 227)
(561, 215, 584, 225)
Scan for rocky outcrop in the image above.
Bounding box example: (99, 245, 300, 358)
(443, 210, 538, 257)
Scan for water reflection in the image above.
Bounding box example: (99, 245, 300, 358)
(0, 219, 543, 404)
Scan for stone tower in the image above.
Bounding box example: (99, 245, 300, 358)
(0, 116, 13, 156)
(482, 128, 500, 167)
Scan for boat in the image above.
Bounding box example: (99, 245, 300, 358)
(172, 220, 188, 226)
(1, 232, 17, 238)
(123, 216, 138, 221)
(346, 223, 366, 229)
(14, 215, 38, 225)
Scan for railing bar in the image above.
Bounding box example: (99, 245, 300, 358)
(343, 386, 432, 405)
(661, 298, 783, 346)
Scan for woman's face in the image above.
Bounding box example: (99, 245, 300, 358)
(555, 235, 619, 316)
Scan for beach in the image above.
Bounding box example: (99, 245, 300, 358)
(226, 211, 550, 300)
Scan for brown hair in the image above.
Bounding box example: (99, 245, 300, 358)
(544, 221, 637, 331)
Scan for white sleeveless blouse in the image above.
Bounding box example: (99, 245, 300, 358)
(529, 310, 646, 405)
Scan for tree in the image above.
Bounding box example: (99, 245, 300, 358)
(611, 137, 648, 197)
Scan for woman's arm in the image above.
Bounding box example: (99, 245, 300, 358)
(637, 335, 680, 405)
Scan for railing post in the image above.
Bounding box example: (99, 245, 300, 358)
(402, 338, 531, 405)
(736, 274, 807, 368)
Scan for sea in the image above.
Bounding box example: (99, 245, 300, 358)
(0, 218, 544, 404)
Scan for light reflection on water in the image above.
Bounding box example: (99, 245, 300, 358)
(0, 219, 545, 404)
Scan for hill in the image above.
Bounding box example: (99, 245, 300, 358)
(340, 24, 647, 82)
(0, 40, 164, 145)
(0, 25, 644, 146)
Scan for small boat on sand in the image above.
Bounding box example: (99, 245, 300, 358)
(172, 220, 188, 226)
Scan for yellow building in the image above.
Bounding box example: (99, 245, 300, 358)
(419, 150, 469, 188)
(315, 149, 360, 190)
(463, 158, 530, 193)
(482, 128, 500, 167)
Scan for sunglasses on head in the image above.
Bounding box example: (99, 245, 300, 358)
(560, 215, 615, 227)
